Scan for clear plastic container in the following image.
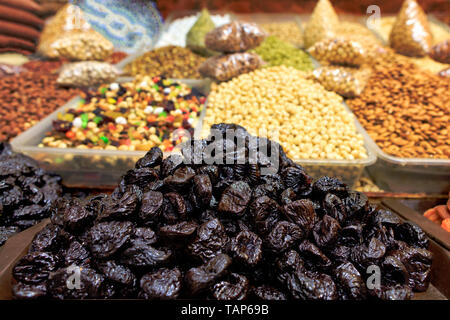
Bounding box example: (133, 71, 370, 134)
(10, 79, 209, 188)
(360, 129, 450, 194)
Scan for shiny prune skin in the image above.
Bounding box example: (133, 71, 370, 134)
(322, 193, 347, 224)
(12, 282, 47, 299)
(395, 222, 429, 249)
(98, 186, 141, 221)
(313, 215, 341, 249)
(286, 268, 338, 300)
(312, 176, 348, 198)
(266, 221, 304, 252)
(119, 243, 172, 268)
(252, 285, 287, 300)
(47, 267, 105, 299)
(370, 284, 413, 300)
(86, 221, 134, 259)
(230, 230, 262, 266)
(64, 241, 91, 267)
(193, 174, 213, 206)
(135, 147, 163, 169)
(283, 199, 317, 236)
(212, 273, 249, 300)
(218, 181, 251, 216)
(140, 268, 182, 300)
(333, 262, 366, 300)
(13, 252, 59, 284)
(159, 221, 198, 241)
(298, 240, 331, 272)
(164, 166, 196, 188)
(96, 260, 137, 287)
(189, 218, 229, 263)
(185, 254, 232, 295)
(139, 191, 163, 223)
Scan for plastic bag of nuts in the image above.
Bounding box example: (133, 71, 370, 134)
(309, 66, 371, 98)
(430, 40, 450, 64)
(308, 38, 367, 67)
(389, 0, 432, 57)
(51, 31, 114, 61)
(198, 52, 263, 82)
(57, 61, 119, 87)
(205, 21, 266, 53)
(303, 0, 339, 48)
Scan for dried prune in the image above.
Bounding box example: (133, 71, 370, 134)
(381, 255, 409, 286)
(328, 245, 352, 263)
(0, 226, 20, 246)
(61, 199, 94, 233)
(338, 224, 363, 246)
(193, 174, 212, 206)
(161, 154, 184, 177)
(252, 285, 287, 300)
(286, 268, 337, 300)
(86, 221, 134, 259)
(119, 243, 172, 268)
(12, 282, 47, 299)
(370, 284, 413, 300)
(230, 230, 262, 266)
(333, 262, 366, 300)
(313, 176, 348, 198)
(165, 166, 196, 189)
(160, 221, 198, 241)
(189, 218, 229, 263)
(212, 273, 249, 300)
(283, 199, 318, 236)
(99, 186, 141, 221)
(13, 252, 59, 284)
(344, 191, 369, 219)
(28, 224, 65, 253)
(135, 147, 163, 169)
(266, 221, 304, 252)
(140, 268, 182, 300)
(48, 267, 104, 299)
(390, 246, 432, 292)
(280, 166, 312, 195)
(313, 215, 341, 249)
(369, 209, 402, 228)
(196, 165, 219, 184)
(185, 254, 232, 295)
(218, 181, 251, 216)
(322, 193, 347, 224)
(64, 241, 91, 267)
(350, 237, 386, 272)
(96, 260, 136, 287)
(298, 240, 332, 272)
(280, 188, 297, 205)
(139, 191, 163, 223)
(133, 227, 157, 246)
(395, 222, 429, 249)
(123, 168, 159, 189)
(251, 196, 281, 236)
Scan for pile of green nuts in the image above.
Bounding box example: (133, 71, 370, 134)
(203, 66, 367, 161)
(250, 36, 314, 71)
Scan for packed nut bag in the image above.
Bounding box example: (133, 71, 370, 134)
(198, 52, 263, 82)
(308, 38, 367, 67)
(303, 0, 339, 48)
(389, 0, 433, 57)
(205, 21, 266, 53)
(200, 21, 266, 81)
(430, 40, 450, 64)
(51, 30, 113, 61)
(309, 66, 371, 98)
(57, 61, 119, 88)
(186, 8, 217, 56)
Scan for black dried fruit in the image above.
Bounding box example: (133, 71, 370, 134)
(313, 176, 348, 198)
(160, 221, 198, 241)
(99, 186, 141, 221)
(313, 215, 341, 248)
(193, 174, 212, 206)
(135, 147, 163, 169)
(164, 166, 196, 188)
(48, 267, 104, 299)
(189, 218, 229, 263)
(298, 240, 332, 272)
(252, 285, 287, 300)
(119, 243, 172, 268)
(266, 221, 304, 252)
(280, 166, 312, 195)
(218, 181, 251, 216)
(86, 221, 134, 259)
(140, 268, 182, 300)
(12, 282, 47, 299)
(64, 241, 91, 267)
(371, 284, 413, 300)
(322, 193, 347, 224)
(212, 273, 249, 300)
(286, 268, 337, 300)
(283, 199, 318, 236)
(333, 262, 366, 300)
(395, 222, 429, 249)
(96, 260, 137, 287)
(13, 252, 59, 284)
(139, 191, 163, 223)
(230, 230, 262, 266)
(185, 253, 232, 295)
(161, 154, 183, 177)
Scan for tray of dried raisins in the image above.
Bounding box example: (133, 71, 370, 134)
(0, 124, 448, 300)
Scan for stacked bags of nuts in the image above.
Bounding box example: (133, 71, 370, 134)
(0, 0, 44, 55)
(42, 4, 118, 87)
(198, 21, 266, 82)
(303, 0, 339, 49)
(308, 38, 371, 98)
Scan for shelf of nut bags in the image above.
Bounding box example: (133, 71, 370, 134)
(10, 76, 208, 188)
(115, 10, 236, 91)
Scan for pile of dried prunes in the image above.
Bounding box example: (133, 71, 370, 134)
(12, 124, 432, 300)
(0, 142, 62, 246)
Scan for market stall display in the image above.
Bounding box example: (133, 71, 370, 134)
(250, 36, 313, 71)
(303, 0, 339, 48)
(423, 193, 450, 232)
(0, 142, 62, 246)
(40, 76, 205, 152)
(123, 46, 206, 79)
(10, 124, 433, 300)
(259, 21, 304, 47)
(186, 9, 217, 56)
(0, 60, 80, 141)
(56, 61, 119, 88)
